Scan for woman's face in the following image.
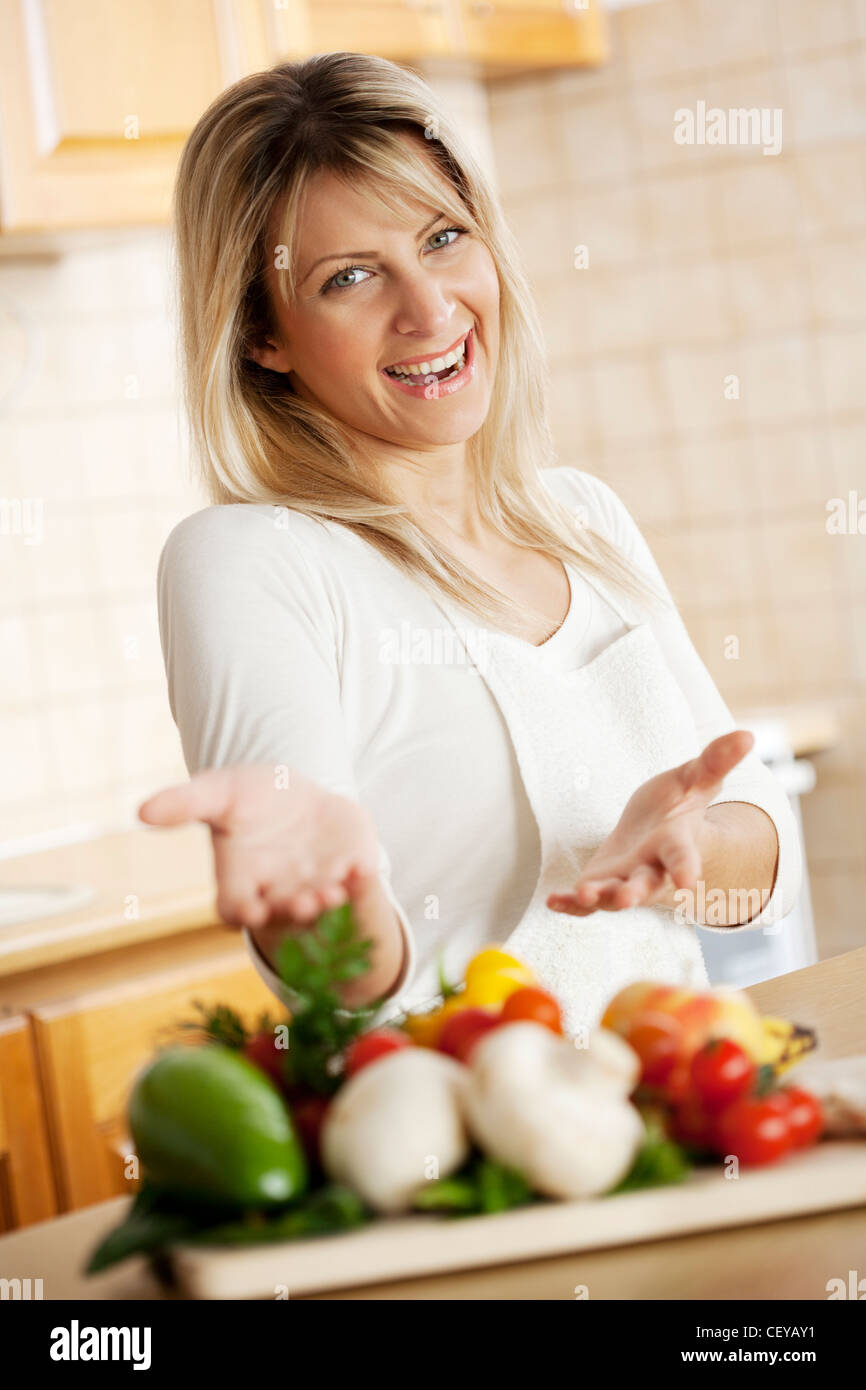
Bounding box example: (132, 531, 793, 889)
(252, 149, 500, 456)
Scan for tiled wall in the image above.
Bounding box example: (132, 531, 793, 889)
(0, 231, 204, 847)
(485, 0, 866, 956)
(1, 1, 863, 957)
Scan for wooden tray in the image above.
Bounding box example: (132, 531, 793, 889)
(169, 1139, 866, 1299)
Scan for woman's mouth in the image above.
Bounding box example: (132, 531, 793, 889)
(380, 328, 476, 399)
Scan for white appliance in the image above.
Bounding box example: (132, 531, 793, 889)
(697, 717, 818, 989)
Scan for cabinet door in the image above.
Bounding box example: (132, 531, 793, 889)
(31, 948, 280, 1212)
(0, 1015, 57, 1230)
(456, 0, 607, 68)
(0, 0, 270, 231)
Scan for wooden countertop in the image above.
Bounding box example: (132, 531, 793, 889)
(0, 824, 216, 977)
(1, 945, 863, 1301)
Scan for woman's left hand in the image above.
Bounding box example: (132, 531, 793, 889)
(546, 730, 755, 916)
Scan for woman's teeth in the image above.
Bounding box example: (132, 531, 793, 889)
(384, 339, 467, 382)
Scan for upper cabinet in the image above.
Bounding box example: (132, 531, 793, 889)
(0, 0, 607, 233)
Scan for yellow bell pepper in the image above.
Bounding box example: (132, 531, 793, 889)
(461, 946, 536, 1008)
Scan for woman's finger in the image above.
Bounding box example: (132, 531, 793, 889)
(138, 767, 235, 829)
(658, 836, 701, 889)
(679, 730, 754, 799)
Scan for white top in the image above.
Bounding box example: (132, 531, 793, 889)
(156, 466, 801, 1022)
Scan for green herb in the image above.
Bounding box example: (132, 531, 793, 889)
(414, 1155, 534, 1217)
(274, 903, 385, 1095)
(608, 1118, 692, 1194)
(437, 949, 460, 1001)
(172, 1000, 252, 1050)
(86, 1181, 367, 1274)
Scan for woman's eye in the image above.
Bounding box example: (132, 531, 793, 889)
(321, 227, 468, 294)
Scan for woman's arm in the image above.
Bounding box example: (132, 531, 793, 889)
(654, 800, 779, 926)
(153, 504, 416, 1007)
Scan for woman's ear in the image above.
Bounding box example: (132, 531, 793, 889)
(246, 335, 293, 374)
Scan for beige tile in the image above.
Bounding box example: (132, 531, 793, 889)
(34, 607, 109, 699)
(648, 259, 735, 345)
(558, 98, 635, 188)
(659, 344, 748, 431)
(546, 362, 601, 457)
(583, 266, 655, 354)
(31, 511, 101, 604)
(642, 171, 720, 257)
(533, 275, 595, 362)
(690, 605, 778, 706)
(0, 614, 40, 703)
(679, 521, 760, 605)
(816, 326, 866, 412)
(801, 773, 866, 865)
(724, 246, 813, 335)
(567, 184, 644, 266)
(45, 698, 124, 795)
(104, 599, 164, 680)
(489, 97, 565, 197)
(810, 870, 866, 957)
(674, 433, 756, 523)
(785, 52, 866, 146)
(795, 146, 866, 237)
(90, 511, 169, 597)
(589, 356, 666, 444)
(762, 516, 847, 602)
(852, 598, 866, 677)
(750, 425, 833, 515)
(716, 158, 803, 246)
(617, 0, 708, 82)
(808, 237, 866, 325)
(505, 189, 575, 281)
(695, 0, 779, 68)
(740, 335, 821, 424)
(602, 444, 686, 528)
(628, 76, 716, 174)
(700, 65, 788, 159)
(772, 597, 855, 694)
(0, 710, 52, 802)
(776, 0, 860, 55)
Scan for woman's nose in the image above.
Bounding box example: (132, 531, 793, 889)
(391, 271, 455, 337)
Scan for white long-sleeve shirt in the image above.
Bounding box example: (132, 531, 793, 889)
(156, 466, 801, 1015)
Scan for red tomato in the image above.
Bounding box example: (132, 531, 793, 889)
(437, 1008, 501, 1063)
(500, 987, 564, 1035)
(626, 1012, 683, 1087)
(764, 1087, 825, 1149)
(343, 1028, 411, 1078)
(290, 1093, 331, 1164)
(715, 1097, 792, 1166)
(690, 1038, 756, 1112)
(243, 1032, 289, 1090)
(671, 1097, 718, 1153)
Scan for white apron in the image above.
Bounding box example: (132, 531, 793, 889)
(429, 564, 711, 1037)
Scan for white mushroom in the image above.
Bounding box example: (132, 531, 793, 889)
(462, 1022, 645, 1200)
(320, 1048, 470, 1213)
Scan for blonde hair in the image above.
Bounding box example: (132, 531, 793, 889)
(172, 52, 667, 637)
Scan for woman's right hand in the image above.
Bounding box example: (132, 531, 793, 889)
(138, 765, 405, 1002)
(140, 763, 380, 928)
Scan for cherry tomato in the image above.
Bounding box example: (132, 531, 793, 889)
(626, 1012, 683, 1086)
(715, 1097, 792, 1166)
(243, 1031, 289, 1090)
(343, 1027, 411, 1078)
(764, 1087, 825, 1149)
(500, 987, 563, 1035)
(671, 1097, 718, 1153)
(437, 1008, 501, 1063)
(690, 1038, 756, 1112)
(290, 1092, 331, 1164)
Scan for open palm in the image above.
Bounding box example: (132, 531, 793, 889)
(546, 730, 755, 917)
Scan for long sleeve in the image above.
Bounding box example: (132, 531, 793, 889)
(570, 469, 802, 932)
(156, 502, 416, 1000)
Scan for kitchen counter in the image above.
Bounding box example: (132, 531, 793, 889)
(0, 824, 215, 978)
(1, 945, 863, 1301)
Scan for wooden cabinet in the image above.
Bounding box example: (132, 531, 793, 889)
(0, 1015, 57, 1231)
(0, 926, 279, 1225)
(0, 0, 607, 233)
(0, 0, 269, 231)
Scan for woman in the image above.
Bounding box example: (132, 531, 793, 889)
(141, 53, 800, 1035)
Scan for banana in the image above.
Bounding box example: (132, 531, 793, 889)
(757, 1015, 818, 1073)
